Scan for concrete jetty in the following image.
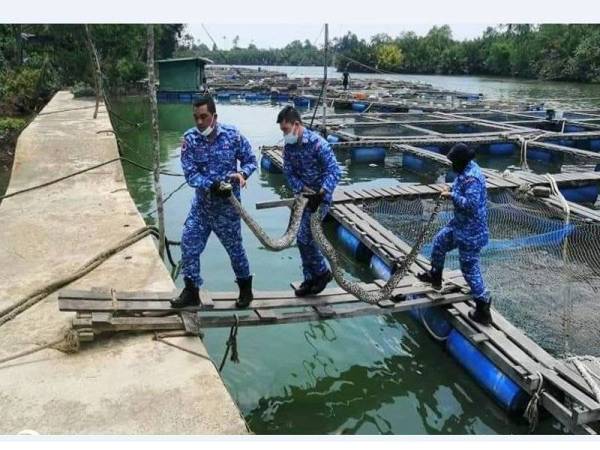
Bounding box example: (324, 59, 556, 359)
(0, 91, 248, 434)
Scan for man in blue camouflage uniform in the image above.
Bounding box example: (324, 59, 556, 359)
(277, 106, 342, 296)
(417, 143, 493, 325)
(172, 96, 257, 309)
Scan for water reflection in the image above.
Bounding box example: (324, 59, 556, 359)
(245, 314, 561, 435)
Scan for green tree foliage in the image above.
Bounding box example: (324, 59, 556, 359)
(173, 24, 600, 83)
(0, 24, 183, 115)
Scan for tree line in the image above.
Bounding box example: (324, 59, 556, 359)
(176, 24, 600, 83)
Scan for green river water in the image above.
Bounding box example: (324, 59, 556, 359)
(10, 68, 599, 435)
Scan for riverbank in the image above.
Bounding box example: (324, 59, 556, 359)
(0, 91, 248, 434)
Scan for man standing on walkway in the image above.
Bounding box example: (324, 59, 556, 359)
(277, 106, 342, 296)
(417, 143, 492, 325)
(172, 95, 257, 309)
(342, 65, 350, 91)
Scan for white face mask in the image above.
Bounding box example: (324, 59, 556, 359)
(283, 125, 298, 145)
(198, 116, 215, 137)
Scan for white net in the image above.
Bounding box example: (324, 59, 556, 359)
(362, 189, 600, 357)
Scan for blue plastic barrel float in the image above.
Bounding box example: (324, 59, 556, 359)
(293, 96, 311, 108)
(350, 146, 386, 164)
(260, 156, 282, 174)
(327, 134, 341, 144)
(559, 184, 600, 204)
(271, 92, 290, 102)
(370, 254, 392, 281)
(447, 329, 529, 412)
(365, 248, 527, 414)
(402, 146, 441, 172)
(336, 226, 371, 262)
(527, 145, 564, 163)
(351, 101, 369, 112)
(590, 139, 600, 152)
(484, 142, 517, 156)
(178, 93, 192, 103)
(563, 124, 586, 133)
(255, 93, 270, 101)
(157, 92, 168, 103)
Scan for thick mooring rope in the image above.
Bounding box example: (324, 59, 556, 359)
(0, 328, 80, 366)
(229, 194, 308, 251)
(0, 226, 160, 328)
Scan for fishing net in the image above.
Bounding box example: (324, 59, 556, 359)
(361, 189, 600, 357)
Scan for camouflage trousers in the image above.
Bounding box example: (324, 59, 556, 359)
(430, 226, 490, 303)
(180, 198, 250, 287)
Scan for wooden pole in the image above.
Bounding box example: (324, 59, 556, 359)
(323, 23, 328, 132)
(146, 25, 166, 258)
(83, 25, 102, 120)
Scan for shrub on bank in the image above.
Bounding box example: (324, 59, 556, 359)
(71, 81, 96, 98)
(0, 117, 27, 140)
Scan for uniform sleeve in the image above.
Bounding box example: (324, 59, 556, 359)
(181, 134, 213, 190)
(236, 132, 257, 179)
(452, 176, 483, 213)
(316, 139, 341, 202)
(282, 147, 305, 195)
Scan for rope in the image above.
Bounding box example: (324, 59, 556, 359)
(0, 157, 183, 202)
(0, 226, 159, 328)
(568, 357, 600, 402)
(147, 180, 189, 216)
(545, 173, 574, 356)
(418, 307, 448, 342)
(310, 195, 445, 304)
(153, 331, 212, 361)
(0, 328, 80, 366)
(524, 371, 545, 433)
(218, 315, 240, 372)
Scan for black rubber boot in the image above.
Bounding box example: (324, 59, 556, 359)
(310, 269, 333, 296)
(171, 277, 200, 308)
(294, 279, 314, 297)
(468, 298, 493, 326)
(416, 269, 443, 291)
(235, 275, 254, 308)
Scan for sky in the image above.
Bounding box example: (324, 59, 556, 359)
(186, 23, 496, 50)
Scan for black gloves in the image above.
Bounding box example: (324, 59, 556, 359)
(211, 180, 233, 198)
(304, 190, 325, 213)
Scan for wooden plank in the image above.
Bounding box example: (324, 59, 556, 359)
(199, 289, 214, 309)
(379, 187, 400, 197)
(452, 302, 600, 415)
(491, 309, 600, 402)
(313, 305, 336, 319)
(255, 309, 278, 322)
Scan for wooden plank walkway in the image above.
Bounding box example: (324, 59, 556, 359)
(59, 279, 469, 336)
(259, 145, 600, 223)
(326, 199, 600, 433)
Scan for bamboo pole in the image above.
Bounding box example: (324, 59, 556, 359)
(146, 25, 166, 258)
(84, 25, 102, 120)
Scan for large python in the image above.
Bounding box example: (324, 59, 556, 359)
(228, 188, 444, 304)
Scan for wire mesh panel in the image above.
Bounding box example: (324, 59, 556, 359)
(361, 189, 600, 357)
